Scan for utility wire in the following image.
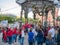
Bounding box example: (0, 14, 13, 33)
(1, 6, 20, 12)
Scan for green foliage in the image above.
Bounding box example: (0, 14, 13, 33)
(16, 18, 25, 23)
(16, 18, 37, 23)
(28, 18, 38, 23)
(22, 18, 25, 23)
(0, 14, 17, 23)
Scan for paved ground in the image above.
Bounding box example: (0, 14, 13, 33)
(0, 33, 45, 45)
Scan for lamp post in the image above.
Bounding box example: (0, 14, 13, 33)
(16, 0, 26, 28)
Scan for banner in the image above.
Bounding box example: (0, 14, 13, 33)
(1, 20, 8, 27)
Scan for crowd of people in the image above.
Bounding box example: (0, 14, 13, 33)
(1, 22, 60, 45)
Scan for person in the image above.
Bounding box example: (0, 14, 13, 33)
(57, 28, 60, 45)
(47, 26, 51, 31)
(6, 27, 11, 42)
(32, 26, 37, 45)
(14, 27, 18, 42)
(12, 27, 17, 43)
(43, 27, 48, 42)
(37, 26, 44, 45)
(21, 28, 25, 45)
(18, 28, 22, 45)
(5, 27, 9, 42)
(2, 28, 7, 42)
(46, 32, 54, 45)
(25, 23, 28, 34)
(48, 26, 55, 41)
(7, 28, 13, 45)
(28, 27, 34, 45)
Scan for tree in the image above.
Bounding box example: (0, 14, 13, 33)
(0, 14, 17, 23)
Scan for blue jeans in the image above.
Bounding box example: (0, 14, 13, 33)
(46, 39, 54, 45)
(12, 34, 15, 42)
(29, 41, 33, 45)
(46, 40, 50, 45)
(15, 34, 17, 42)
(33, 36, 37, 45)
(28, 39, 34, 45)
(12, 34, 16, 42)
(19, 37, 24, 45)
(20, 37, 24, 45)
(8, 36, 12, 44)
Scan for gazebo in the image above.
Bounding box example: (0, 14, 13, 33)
(16, 0, 55, 27)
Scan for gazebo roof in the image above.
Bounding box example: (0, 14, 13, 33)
(26, 0, 53, 1)
(16, 0, 55, 11)
(16, 0, 54, 5)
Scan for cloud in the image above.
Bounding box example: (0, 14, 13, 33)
(0, 0, 33, 18)
(0, 0, 21, 16)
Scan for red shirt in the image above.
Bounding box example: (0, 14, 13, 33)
(23, 23, 31, 29)
(27, 24, 31, 28)
(7, 30, 13, 36)
(13, 28, 17, 34)
(22, 25, 25, 30)
(17, 28, 22, 35)
(2, 30, 7, 41)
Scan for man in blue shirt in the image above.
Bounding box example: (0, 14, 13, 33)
(28, 28, 34, 45)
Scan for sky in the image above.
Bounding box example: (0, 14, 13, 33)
(0, 0, 60, 18)
(0, 0, 33, 18)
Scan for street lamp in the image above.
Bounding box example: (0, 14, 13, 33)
(16, 0, 26, 28)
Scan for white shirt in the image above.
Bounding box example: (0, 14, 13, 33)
(21, 30, 25, 37)
(48, 28, 55, 38)
(32, 28, 37, 36)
